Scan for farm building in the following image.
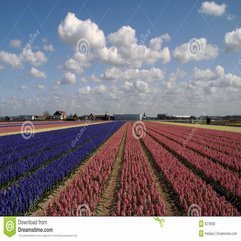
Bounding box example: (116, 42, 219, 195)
(114, 114, 142, 120)
(53, 111, 67, 120)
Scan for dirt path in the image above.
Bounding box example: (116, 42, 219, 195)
(139, 138, 182, 216)
(94, 128, 127, 216)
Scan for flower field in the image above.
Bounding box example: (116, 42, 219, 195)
(0, 121, 240, 216)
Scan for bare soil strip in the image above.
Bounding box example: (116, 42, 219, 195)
(146, 131, 241, 213)
(139, 138, 183, 216)
(94, 127, 127, 216)
(31, 126, 123, 216)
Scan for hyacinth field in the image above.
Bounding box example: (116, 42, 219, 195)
(0, 121, 241, 216)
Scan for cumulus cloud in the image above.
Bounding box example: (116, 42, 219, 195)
(0, 51, 22, 68)
(225, 28, 241, 52)
(58, 13, 171, 71)
(100, 27, 171, 67)
(0, 47, 47, 69)
(135, 79, 149, 93)
(173, 38, 218, 63)
(192, 66, 241, 88)
(78, 84, 107, 95)
(149, 33, 171, 51)
(165, 68, 185, 89)
(78, 85, 91, 95)
(9, 39, 22, 48)
(43, 44, 55, 52)
(199, 1, 226, 16)
(63, 52, 91, 74)
(30, 67, 46, 78)
(36, 84, 45, 90)
(58, 12, 106, 50)
(193, 67, 216, 80)
(21, 47, 47, 66)
(61, 72, 76, 84)
(101, 67, 164, 82)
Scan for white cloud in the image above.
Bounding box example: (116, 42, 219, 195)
(43, 44, 54, 52)
(101, 67, 164, 82)
(225, 28, 241, 52)
(123, 81, 134, 92)
(63, 52, 91, 74)
(135, 79, 149, 93)
(193, 67, 215, 80)
(108, 26, 137, 47)
(58, 13, 171, 75)
(61, 72, 76, 84)
(30, 67, 46, 78)
(36, 84, 45, 90)
(100, 28, 171, 67)
(149, 33, 171, 51)
(192, 66, 241, 88)
(94, 84, 107, 94)
(0, 51, 22, 68)
(78, 84, 107, 95)
(58, 12, 106, 50)
(173, 38, 218, 63)
(21, 47, 47, 66)
(78, 86, 91, 95)
(0, 47, 47, 69)
(165, 68, 185, 88)
(199, 1, 226, 16)
(9, 39, 22, 48)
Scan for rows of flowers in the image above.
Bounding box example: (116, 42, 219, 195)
(44, 123, 126, 216)
(115, 123, 167, 216)
(145, 125, 241, 200)
(147, 124, 241, 172)
(141, 132, 239, 215)
(0, 123, 114, 187)
(0, 121, 124, 215)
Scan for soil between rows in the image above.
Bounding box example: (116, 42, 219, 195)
(94, 127, 127, 216)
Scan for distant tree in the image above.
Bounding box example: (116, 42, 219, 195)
(73, 113, 78, 120)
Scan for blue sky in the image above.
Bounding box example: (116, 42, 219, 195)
(0, 0, 241, 116)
